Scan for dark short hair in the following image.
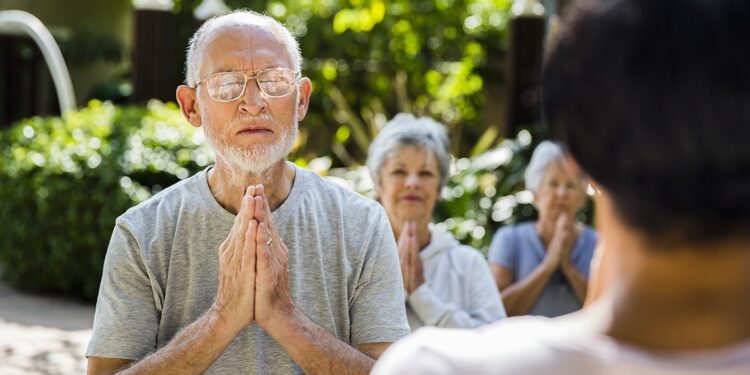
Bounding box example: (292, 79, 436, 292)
(543, 0, 750, 244)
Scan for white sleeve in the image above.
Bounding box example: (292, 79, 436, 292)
(407, 251, 506, 328)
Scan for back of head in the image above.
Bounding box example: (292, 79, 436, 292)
(543, 0, 750, 245)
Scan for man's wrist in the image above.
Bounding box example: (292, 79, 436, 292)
(207, 304, 247, 339)
(262, 305, 306, 342)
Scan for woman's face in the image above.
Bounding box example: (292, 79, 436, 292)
(376, 145, 441, 225)
(534, 161, 587, 222)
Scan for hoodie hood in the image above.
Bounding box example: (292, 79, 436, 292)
(421, 224, 461, 262)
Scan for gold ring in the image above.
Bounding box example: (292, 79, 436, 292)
(266, 237, 273, 246)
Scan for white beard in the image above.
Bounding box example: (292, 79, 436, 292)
(201, 109, 298, 186)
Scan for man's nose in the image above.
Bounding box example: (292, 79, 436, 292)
(238, 79, 266, 115)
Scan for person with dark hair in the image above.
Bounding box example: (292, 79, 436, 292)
(372, 0, 750, 373)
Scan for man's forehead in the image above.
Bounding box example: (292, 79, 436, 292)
(201, 23, 292, 71)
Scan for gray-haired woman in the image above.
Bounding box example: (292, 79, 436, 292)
(367, 113, 506, 331)
(488, 141, 597, 317)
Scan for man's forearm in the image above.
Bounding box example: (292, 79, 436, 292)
(266, 308, 375, 375)
(120, 307, 240, 375)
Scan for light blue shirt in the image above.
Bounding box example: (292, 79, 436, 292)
(488, 222, 597, 317)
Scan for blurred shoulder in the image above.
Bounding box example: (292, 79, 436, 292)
(373, 315, 576, 375)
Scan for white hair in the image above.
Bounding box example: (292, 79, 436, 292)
(184, 9, 302, 87)
(524, 140, 566, 192)
(366, 113, 452, 190)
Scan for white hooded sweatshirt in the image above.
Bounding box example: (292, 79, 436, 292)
(406, 225, 507, 330)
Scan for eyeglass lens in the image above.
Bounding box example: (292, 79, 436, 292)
(205, 69, 296, 101)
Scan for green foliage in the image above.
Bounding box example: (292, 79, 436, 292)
(57, 30, 124, 65)
(0, 101, 211, 300)
(328, 125, 594, 253)
(0, 102, 592, 299)
(173, 0, 513, 166)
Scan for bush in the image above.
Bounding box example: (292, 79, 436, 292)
(0, 101, 592, 300)
(0, 100, 211, 300)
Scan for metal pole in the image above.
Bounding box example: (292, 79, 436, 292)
(0, 10, 76, 114)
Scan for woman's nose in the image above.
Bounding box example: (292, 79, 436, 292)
(405, 173, 419, 188)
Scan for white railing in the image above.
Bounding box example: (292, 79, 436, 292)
(0, 10, 77, 114)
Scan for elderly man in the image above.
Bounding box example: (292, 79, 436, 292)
(373, 0, 750, 374)
(86, 10, 409, 374)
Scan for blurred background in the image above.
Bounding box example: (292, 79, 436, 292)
(0, 0, 595, 300)
(0, 0, 589, 372)
(0, 0, 591, 374)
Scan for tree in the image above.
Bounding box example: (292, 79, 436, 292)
(175, 0, 514, 167)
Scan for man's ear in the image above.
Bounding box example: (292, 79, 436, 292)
(295, 77, 313, 121)
(176, 85, 202, 128)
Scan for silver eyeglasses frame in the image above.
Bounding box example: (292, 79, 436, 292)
(192, 67, 301, 102)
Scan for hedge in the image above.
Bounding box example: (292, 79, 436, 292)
(0, 101, 592, 300)
(0, 100, 211, 300)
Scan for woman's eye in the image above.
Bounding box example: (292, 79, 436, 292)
(419, 171, 434, 177)
(391, 170, 406, 176)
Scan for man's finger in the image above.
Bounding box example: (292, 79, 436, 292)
(225, 189, 252, 251)
(245, 218, 258, 269)
(255, 221, 272, 275)
(259, 189, 284, 249)
(258, 222, 283, 271)
(252, 186, 277, 235)
(236, 192, 256, 252)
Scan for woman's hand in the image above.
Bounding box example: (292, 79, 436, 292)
(545, 213, 576, 270)
(398, 221, 425, 294)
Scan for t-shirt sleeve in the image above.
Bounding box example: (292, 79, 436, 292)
(86, 219, 159, 360)
(487, 226, 516, 269)
(348, 209, 410, 345)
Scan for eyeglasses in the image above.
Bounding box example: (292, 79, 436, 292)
(193, 68, 300, 102)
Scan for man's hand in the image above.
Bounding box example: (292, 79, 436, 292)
(249, 185, 295, 328)
(398, 221, 425, 294)
(212, 185, 258, 332)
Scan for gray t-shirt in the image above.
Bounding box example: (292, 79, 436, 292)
(86, 163, 410, 373)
